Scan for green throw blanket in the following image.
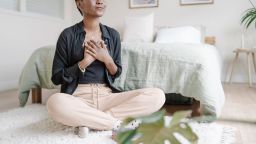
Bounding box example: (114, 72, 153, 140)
(19, 46, 58, 106)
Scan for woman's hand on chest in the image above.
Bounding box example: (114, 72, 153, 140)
(85, 39, 112, 63)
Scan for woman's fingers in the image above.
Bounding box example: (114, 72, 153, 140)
(90, 40, 100, 48)
(82, 39, 85, 47)
(100, 41, 104, 48)
(99, 41, 107, 49)
(86, 40, 107, 50)
(84, 42, 90, 49)
(86, 50, 96, 57)
(85, 45, 97, 54)
(88, 40, 97, 49)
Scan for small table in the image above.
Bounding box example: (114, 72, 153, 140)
(229, 48, 256, 87)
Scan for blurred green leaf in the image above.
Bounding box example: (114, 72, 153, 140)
(116, 129, 137, 144)
(169, 110, 191, 127)
(115, 110, 198, 144)
(121, 110, 165, 127)
(139, 109, 165, 124)
(122, 117, 136, 126)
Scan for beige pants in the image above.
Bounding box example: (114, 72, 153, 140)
(46, 84, 165, 130)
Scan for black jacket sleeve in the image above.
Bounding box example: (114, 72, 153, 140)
(51, 31, 80, 85)
(111, 31, 122, 81)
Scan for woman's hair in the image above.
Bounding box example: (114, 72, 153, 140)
(75, 0, 83, 16)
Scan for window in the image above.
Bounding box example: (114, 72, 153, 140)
(26, 0, 64, 18)
(0, 0, 65, 19)
(0, 0, 19, 11)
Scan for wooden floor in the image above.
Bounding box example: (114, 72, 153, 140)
(0, 83, 255, 144)
(219, 83, 256, 144)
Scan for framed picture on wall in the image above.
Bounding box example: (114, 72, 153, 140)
(180, 0, 214, 5)
(129, 0, 159, 9)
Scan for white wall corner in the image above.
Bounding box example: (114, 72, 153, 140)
(0, 80, 18, 92)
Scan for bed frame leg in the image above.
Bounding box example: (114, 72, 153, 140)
(191, 99, 201, 117)
(32, 88, 42, 104)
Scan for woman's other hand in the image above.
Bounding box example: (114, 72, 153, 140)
(78, 41, 96, 69)
(86, 40, 112, 63)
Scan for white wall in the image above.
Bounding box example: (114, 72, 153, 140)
(0, 0, 73, 91)
(73, 0, 256, 83)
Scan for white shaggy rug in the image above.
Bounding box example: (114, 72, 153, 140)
(0, 104, 236, 144)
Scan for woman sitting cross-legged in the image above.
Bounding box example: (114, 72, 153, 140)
(46, 0, 166, 138)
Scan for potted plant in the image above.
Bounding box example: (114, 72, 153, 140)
(241, 0, 256, 28)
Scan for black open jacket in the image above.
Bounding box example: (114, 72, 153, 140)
(51, 21, 122, 94)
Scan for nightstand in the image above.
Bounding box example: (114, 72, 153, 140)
(228, 48, 256, 87)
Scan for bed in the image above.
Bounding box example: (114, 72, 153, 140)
(113, 41, 225, 118)
(18, 34, 225, 120)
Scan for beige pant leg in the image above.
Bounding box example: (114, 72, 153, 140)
(99, 87, 166, 120)
(46, 93, 117, 130)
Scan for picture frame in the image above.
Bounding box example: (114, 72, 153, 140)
(129, 0, 159, 9)
(180, 0, 214, 5)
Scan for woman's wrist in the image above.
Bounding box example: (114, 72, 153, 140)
(104, 56, 118, 76)
(79, 59, 90, 70)
(103, 55, 113, 64)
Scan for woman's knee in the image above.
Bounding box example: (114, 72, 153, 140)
(153, 88, 166, 108)
(144, 88, 166, 111)
(46, 93, 69, 115)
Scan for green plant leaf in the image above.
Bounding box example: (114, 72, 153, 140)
(169, 110, 191, 127)
(116, 129, 137, 144)
(246, 13, 256, 28)
(173, 123, 198, 144)
(241, 8, 256, 28)
(139, 109, 165, 124)
(133, 113, 198, 144)
(122, 110, 165, 126)
(116, 110, 165, 143)
(122, 117, 136, 126)
(116, 110, 198, 144)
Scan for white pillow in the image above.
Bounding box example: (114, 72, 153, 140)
(155, 26, 202, 44)
(123, 13, 154, 42)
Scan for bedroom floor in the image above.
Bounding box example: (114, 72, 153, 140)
(0, 83, 255, 144)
